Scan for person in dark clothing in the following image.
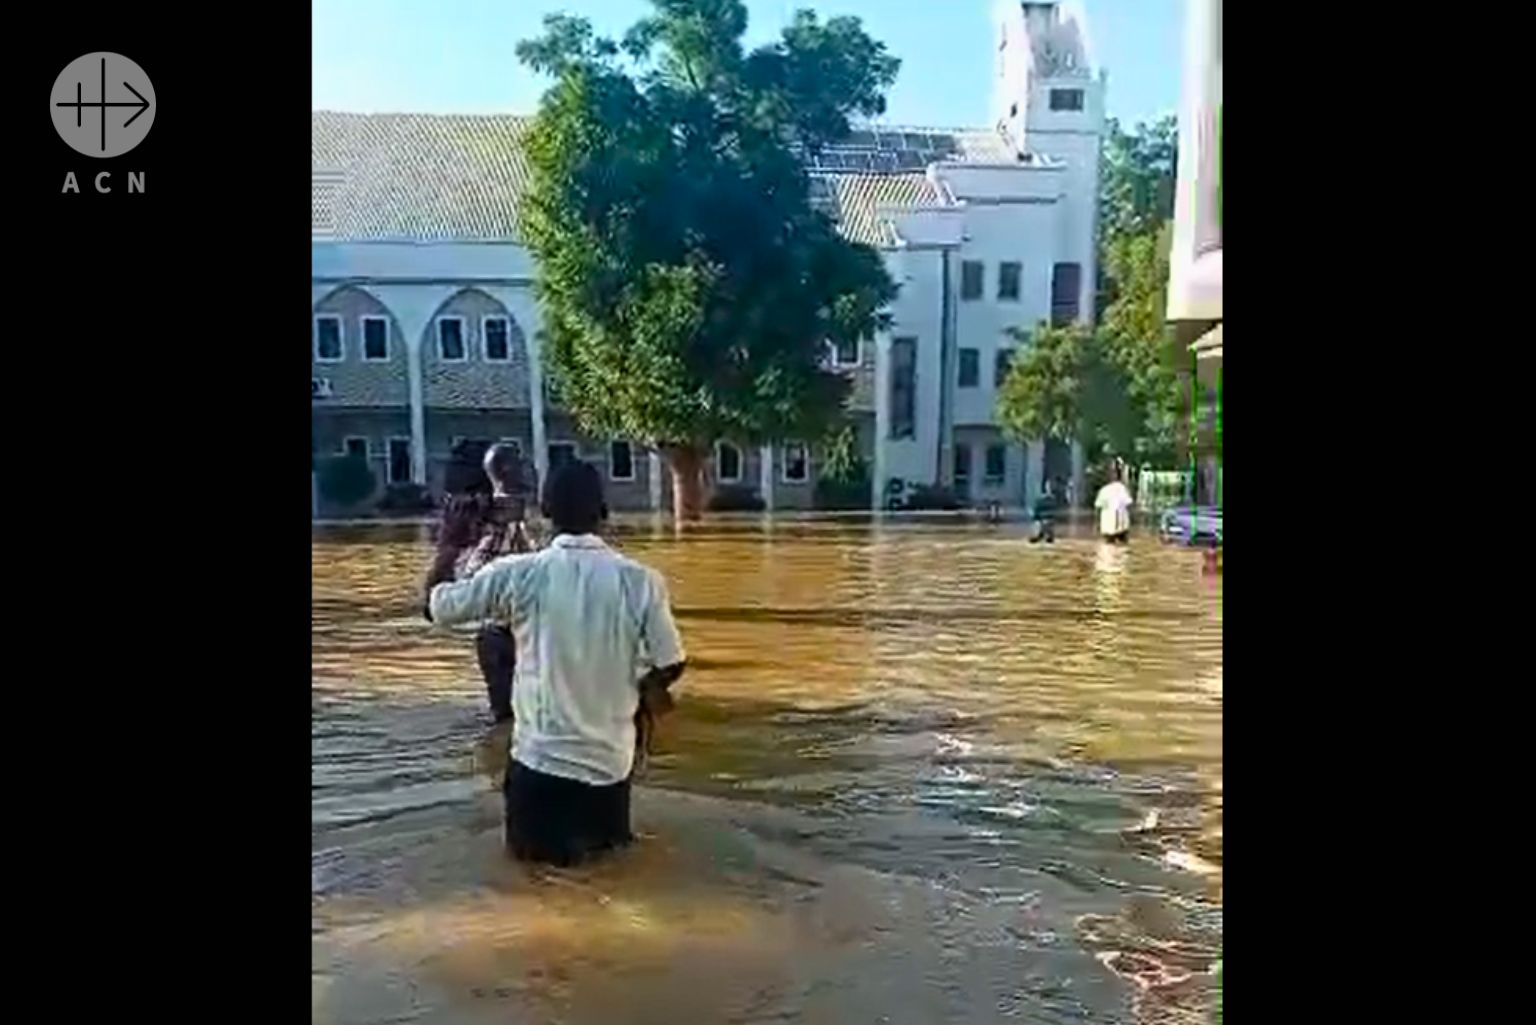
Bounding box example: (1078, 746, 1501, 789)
(425, 441, 534, 722)
(1030, 477, 1063, 544)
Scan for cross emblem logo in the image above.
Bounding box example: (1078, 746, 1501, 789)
(51, 52, 155, 159)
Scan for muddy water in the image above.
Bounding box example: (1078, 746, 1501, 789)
(312, 517, 1222, 1024)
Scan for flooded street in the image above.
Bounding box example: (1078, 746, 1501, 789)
(313, 517, 1222, 1024)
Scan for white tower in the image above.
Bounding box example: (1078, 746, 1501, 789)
(991, 1, 1106, 327)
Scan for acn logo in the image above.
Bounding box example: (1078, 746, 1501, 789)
(51, 52, 155, 159)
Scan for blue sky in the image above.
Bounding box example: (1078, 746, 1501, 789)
(313, 0, 1181, 130)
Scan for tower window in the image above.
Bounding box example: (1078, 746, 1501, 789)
(998, 262, 1022, 301)
(958, 348, 980, 389)
(1049, 89, 1085, 112)
(961, 260, 985, 301)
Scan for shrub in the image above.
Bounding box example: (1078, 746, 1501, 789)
(377, 482, 434, 515)
(903, 484, 963, 511)
(316, 455, 376, 508)
(814, 476, 869, 510)
(708, 484, 766, 512)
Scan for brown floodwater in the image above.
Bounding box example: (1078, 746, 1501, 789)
(313, 516, 1222, 1025)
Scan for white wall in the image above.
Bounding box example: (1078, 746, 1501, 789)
(312, 240, 535, 284)
(878, 247, 946, 488)
(946, 194, 1060, 428)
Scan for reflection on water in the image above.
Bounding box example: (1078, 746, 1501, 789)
(313, 517, 1222, 1024)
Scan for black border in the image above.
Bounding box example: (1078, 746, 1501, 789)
(26, 5, 310, 1015)
(16, 1, 1451, 1019)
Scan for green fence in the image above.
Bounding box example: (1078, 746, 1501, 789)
(1135, 469, 1222, 512)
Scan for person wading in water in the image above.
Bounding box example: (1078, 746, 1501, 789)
(425, 442, 535, 723)
(424, 459, 686, 865)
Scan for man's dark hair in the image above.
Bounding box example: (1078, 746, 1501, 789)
(445, 439, 492, 497)
(542, 459, 607, 535)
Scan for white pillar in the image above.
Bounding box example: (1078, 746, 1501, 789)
(406, 342, 428, 484)
(525, 357, 549, 496)
(481, 285, 549, 495)
(363, 284, 460, 488)
(873, 332, 891, 511)
(1025, 439, 1045, 510)
(648, 449, 663, 511)
(759, 445, 775, 511)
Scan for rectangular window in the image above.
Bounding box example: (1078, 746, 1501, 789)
(831, 337, 860, 367)
(985, 444, 1007, 485)
(953, 444, 971, 490)
(890, 337, 917, 440)
(998, 262, 1022, 301)
(548, 442, 577, 470)
(314, 316, 342, 362)
(388, 438, 412, 484)
(716, 442, 742, 483)
(343, 437, 368, 461)
(1049, 88, 1085, 111)
(609, 440, 635, 481)
(360, 316, 388, 361)
(1051, 262, 1082, 325)
(782, 443, 809, 483)
(483, 317, 511, 362)
(437, 318, 467, 361)
(958, 348, 980, 388)
(961, 260, 985, 301)
(995, 348, 1014, 388)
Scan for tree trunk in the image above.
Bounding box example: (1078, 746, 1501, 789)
(663, 444, 708, 523)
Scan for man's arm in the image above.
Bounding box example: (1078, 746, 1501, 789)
(427, 559, 518, 627)
(638, 569, 687, 700)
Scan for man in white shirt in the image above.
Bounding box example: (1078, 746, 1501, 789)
(1094, 463, 1135, 543)
(424, 460, 687, 865)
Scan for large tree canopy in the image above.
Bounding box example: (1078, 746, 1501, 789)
(516, 1, 899, 471)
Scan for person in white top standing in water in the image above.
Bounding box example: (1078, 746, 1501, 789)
(1094, 462, 1135, 544)
(424, 459, 687, 865)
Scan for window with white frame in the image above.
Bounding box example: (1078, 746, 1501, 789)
(830, 337, 859, 367)
(998, 262, 1022, 301)
(361, 316, 389, 361)
(483, 316, 512, 362)
(715, 441, 742, 483)
(343, 436, 369, 461)
(387, 438, 412, 484)
(1049, 88, 1085, 111)
(314, 315, 342, 362)
(961, 260, 985, 301)
(437, 318, 467, 361)
(609, 440, 635, 481)
(548, 442, 577, 471)
(781, 442, 809, 483)
(958, 348, 980, 388)
(984, 444, 1007, 485)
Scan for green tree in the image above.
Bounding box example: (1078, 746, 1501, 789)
(1098, 115, 1177, 241)
(995, 322, 1136, 463)
(316, 455, 376, 508)
(813, 420, 870, 509)
(1099, 221, 1187, 466)
(516, 1, 900, 520)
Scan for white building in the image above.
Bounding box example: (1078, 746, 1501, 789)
(311, 1, 1104, 514)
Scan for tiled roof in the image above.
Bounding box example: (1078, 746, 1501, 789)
(312, 112, 959, 247)
(814, 172, 943, 247)
(312, 112, 532, 242)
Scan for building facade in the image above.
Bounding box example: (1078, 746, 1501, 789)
(311, 1, 1104, 514)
